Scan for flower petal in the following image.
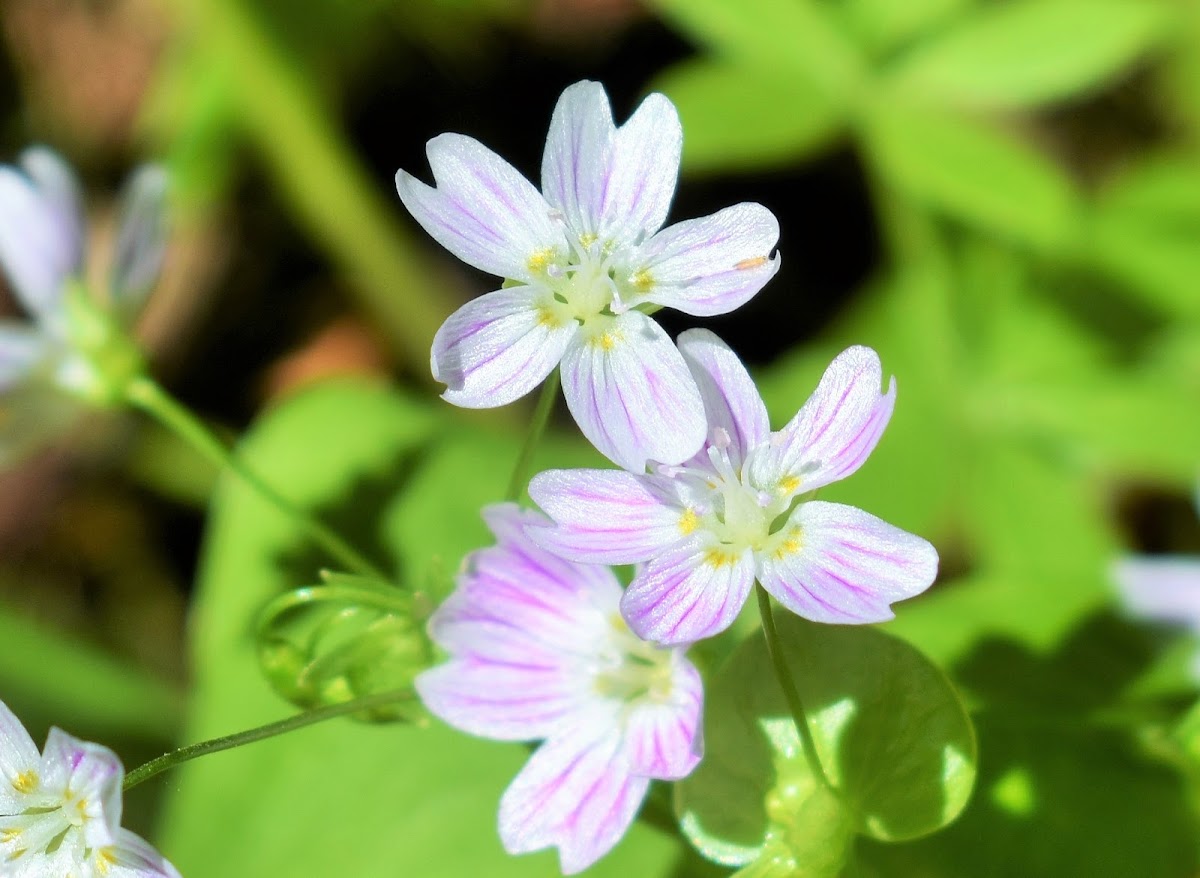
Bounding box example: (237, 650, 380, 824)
(599, 92, 682, 245)
(630, 202, 779, 316)
(40, 728, 123, 847)
(540, 80, 615, 239)
(1114, 557, 1200, 630)
(110, 164, 169, 322)
(0, 154, 83, 319)
(750, 345, 896, 494)
(431, 286, 575, 408)
(757, 501, 937, 624)
(0, 698, 40, 811)
(527, 468, 684, 564)
(103, 827, 183, 878)
(621, 656, 704, 780)
(622, 535, 755, 645)
(396, 133, 564, 280)
(499, 717, 650, 875)
(560, 310, 705, 471)
(677, 328, 769, 468)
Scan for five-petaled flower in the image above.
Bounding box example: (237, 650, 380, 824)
(0, 147, 168, 466)
(396, 80, 780, 472)
(0, 697, 181, 877)
(416, 503, 704, 874)
(528, 329, 939, 645)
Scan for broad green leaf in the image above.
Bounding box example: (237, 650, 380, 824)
(887, 0, 1167, 108)
(837, 0, 974, 57)
(653, 59, 845, 173)
(864, 98, 1079, 249)
(159, 381, 673, 877)
(677, 616, 976, 873)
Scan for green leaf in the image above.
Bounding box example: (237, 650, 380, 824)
(652, 59, 845, 174)
(887, 0, 1166, 109)
(837, 0, 974, 57)
(864, 98, 1079, 249)
(677, 616, 976, 873)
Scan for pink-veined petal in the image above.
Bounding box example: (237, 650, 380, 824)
(0, 158, 81, 320)
(1114, 557, 1200, 631)
(621, 657, 703, 780)
(527, 468, 684, 564)
(630, 202, 779, 316)
(103, 828, 183, 878)
(757, 501, 937, 625)
(397, 133, 564, 280)
(622, 535, 755, 645)
(750, 345, 896, 495)
(677, 328, 769, 468)
(560, 310, 705, 471)
(600, 92, 681, 245)
(499, 715, 650, 875)
(431, 286, 575, 408)
(541, 80, 614, 238)
(110, 164, 169, 323)
(40, 729, 123, 847)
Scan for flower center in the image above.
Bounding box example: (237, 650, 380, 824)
(593, 614, 675, 704)
(526, 231, 653, 331)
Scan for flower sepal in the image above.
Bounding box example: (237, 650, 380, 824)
(256, 572, 434, 724)
(57, 281, 148, 408)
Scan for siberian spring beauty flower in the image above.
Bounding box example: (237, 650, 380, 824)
(396, 80, 780, 472)
(0, 147, 167, 465)
(528, 330, 939, 645)
(0, 697, 181, 877)
(416, 503, 704, 874)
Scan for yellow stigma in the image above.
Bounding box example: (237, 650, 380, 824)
(630, 268, 654, 293)
(704, 547, 737, 569)
(578, 232, 598, 249)
(678, 509, 699, 535)
(526, 247, 556, 273)
(11, 770, 36, 794)
(736, 256, 768, 270)
(778, 475, 801, 495)
(772, 529, 803, 560)
(96, 848, 117, 876)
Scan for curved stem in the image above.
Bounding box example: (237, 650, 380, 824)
(755, 584, 835, 792)
(125, 375, 389, 581)
(505, 370, 560, 502)
(124, 689, 412, 790)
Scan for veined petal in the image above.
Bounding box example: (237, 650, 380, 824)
(630, 203, 779, 316)
(110, 164, 169, 323)
(0, 161, 81, 320)
(677, 328, 769, 468)
(622, 535, 755, 645)
(101, 828, 183, 878)
(1114, 557, 1200, 630)
(541, 81, 614, 239)
(560, 310, 705, 471)
(757, 501, 938, 624)
(0, 698, 40, 810)
(527, 468, 684, 564)
(397, 133, 564, 281)
(750, 345, 896, 495)
(600, 92, 681, 245)
(499, 716, 650, 875)
(40, 729, 123, 846)
(621, 657, 703, 780)
(431, 286, 575, 408)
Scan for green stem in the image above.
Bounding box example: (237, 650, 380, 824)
(123, 689, 411, 790)
(125, 375, 389, 581)
(504, 370, 560, 502)
(755, 584, 835, 792)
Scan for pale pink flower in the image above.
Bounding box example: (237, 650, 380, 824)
(529, 330, 939, 645)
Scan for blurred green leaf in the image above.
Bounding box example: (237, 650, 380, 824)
(653, 59, 845, 174)
(887, 0, 1166, 109)
(864, 99, 1079, 248)
(836, 0, 973, 57)
(677, 617, 975, 873)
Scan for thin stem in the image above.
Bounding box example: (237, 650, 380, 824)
(755, 584, 835, 792)
(124, 689, 411, 790)
(125, 375, 389, 581)
(505, 370, 560, 502)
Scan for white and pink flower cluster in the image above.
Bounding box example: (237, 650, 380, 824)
(397, 80, 939, 873)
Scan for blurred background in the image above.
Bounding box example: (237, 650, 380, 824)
(0, 0, 1199, 875)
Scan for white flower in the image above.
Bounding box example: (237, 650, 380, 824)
(396, 80, 780, 472)
(0, 697, 181, 877)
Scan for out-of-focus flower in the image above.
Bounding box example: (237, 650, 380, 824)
(396, 80, 780, 472)
(0, 147, 167, 465)
(0, 697, 181, 877)
(1115, 487, 1200, 675)
(416, 504, 703, 874)
(529, 330, 939, 645)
